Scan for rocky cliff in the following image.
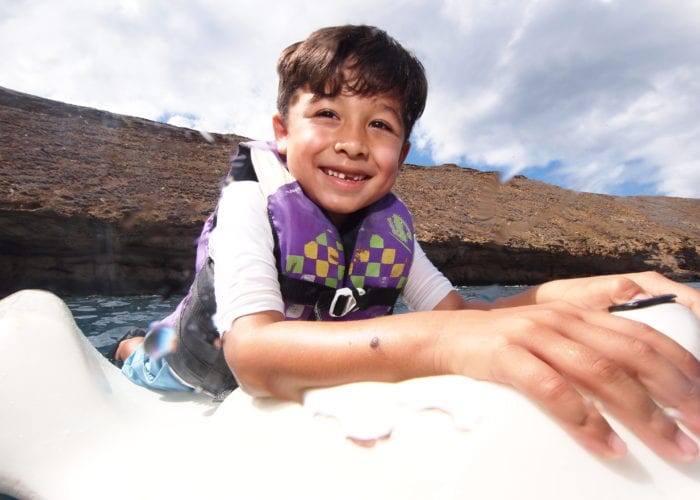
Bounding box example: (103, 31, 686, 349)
(1, 86, 698, 296)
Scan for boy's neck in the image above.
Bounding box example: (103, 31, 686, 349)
(328, 212, 348, 229)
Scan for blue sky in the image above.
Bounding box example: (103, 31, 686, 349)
(2, 0, 699, 198)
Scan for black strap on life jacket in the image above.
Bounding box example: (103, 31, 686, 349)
(228, 144, 258, 182)
(166, 258, 238, 399)
(163, 144, 264, 397)
(278, 276, 400, 318)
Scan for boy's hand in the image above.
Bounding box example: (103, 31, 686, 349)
(532, 271, 700, 316)
(444, 300, 700, 462)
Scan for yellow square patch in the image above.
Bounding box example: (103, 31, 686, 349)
(390, 263, 405, 278)
(304, 241, 318, 259)
(381, 248, 396, 264)
(316, 260, 329, 278)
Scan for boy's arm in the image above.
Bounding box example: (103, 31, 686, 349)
(223, 299, 700, 463)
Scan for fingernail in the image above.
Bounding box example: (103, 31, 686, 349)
(608, 433, 628, 457)
(675, 430, 699, 460)
(663, 407, 682, 419)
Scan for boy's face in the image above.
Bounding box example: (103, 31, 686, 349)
(273, 88, 410, 226)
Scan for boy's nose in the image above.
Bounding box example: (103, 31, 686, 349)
(334, 139, 368, 158)
(334, 127, 369, 158)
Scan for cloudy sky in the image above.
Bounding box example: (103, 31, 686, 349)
(2, 0, 699, 197)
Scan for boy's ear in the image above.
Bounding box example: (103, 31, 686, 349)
(272, 114, 288, 155)
(399, 141, 411, 167)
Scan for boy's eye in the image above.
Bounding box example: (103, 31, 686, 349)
(370, 120, 393, 132)
(315, 109, 337, 119)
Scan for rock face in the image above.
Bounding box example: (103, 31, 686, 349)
(1, 86, 698, 296)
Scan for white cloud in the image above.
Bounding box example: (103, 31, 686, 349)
(1, 0, 699, 197)
(414, 0, 700, 197)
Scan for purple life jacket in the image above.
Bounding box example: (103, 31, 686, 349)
(162, 141, 415, 397)
(270, 180, 414, 321)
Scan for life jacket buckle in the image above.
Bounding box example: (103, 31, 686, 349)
(329, 287, 366, 317)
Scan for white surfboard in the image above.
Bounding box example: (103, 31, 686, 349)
(0, 289, 698, 500)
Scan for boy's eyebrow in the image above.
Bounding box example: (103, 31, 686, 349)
(378, 102, 403, 125)
(309, 93, 404, 124)
(308, 94, 324, 104)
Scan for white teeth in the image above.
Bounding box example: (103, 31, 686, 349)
(324, 168, 366, 181)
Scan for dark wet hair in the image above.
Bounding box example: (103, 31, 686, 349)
(276, 25, 428, 139)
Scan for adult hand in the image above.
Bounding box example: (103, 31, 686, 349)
(446, 300, 700, 462)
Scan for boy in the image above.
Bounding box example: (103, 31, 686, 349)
(114, 25, 700, 463)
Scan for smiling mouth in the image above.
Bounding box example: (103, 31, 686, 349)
(322, 168, 368, 182)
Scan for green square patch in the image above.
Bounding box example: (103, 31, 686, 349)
(369, 234, 384, 248)
(286, 255, 304, 274)
(366, 262, 380, 277)
(351, 275, 365, 288)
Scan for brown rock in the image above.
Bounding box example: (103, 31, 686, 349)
(394, 164, 699, 285)
(1, 86, 698, 296)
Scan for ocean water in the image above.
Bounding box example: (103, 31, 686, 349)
(66, 285, 526, 357)
(65, 283, 699, 357)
